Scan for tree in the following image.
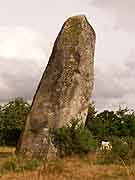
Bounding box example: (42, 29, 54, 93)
(86, 105, 135, 140)
(0, 98, 30, 146)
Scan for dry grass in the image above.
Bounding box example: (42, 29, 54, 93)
(0, 147, 15, 165)
(0, 147, 15, 153)
(0, 147, 135, 180)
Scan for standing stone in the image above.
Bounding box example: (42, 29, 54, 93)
(17, 15, 96, 158)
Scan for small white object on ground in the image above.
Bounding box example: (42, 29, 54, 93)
(100, 141, 112, 151)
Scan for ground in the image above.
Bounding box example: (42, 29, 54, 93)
(0, 147, 135, 180)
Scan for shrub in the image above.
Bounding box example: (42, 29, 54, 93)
(23, 159, 41, 171)
(53, 118, 97, 157)
(0, 156, 41, 174)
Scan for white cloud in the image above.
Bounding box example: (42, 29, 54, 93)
(0, 27, 51, 60)
(96, 29, 135, 64)
(0, 0, 135, 111)
(0, 57, 46, 103)
(93, 57, 135, 110)
(91, 0, 135, 31)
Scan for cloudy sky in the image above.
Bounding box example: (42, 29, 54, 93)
(0, 0, 135, 110)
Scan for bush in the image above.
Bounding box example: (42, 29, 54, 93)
(22, 159, 41, 171)
(53, 118, 97, 157)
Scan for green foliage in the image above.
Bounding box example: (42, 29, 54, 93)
(53, 118, 97, 157)
(0, 156, 41, 174)
(1, 97, 30, 130)
(22, 159, 41, 171)
(0, 98, 30, 146)
(86, 105, 135, 140)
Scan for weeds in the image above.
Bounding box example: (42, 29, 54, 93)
(0, 156, 41, 175)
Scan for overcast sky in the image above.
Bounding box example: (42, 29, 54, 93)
(0, 0, 135, 110)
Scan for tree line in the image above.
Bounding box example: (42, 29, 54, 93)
(1, 98, 135, 147)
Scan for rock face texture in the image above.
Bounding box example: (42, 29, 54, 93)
(18, 15, 96, 157)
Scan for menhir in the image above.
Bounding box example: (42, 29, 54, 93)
(17, 15, 96, 158)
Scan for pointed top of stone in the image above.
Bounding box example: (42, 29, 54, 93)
(62, 15, 96, 38)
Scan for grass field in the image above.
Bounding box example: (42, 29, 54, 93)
(0, 147, 15, 165)
(0, 147, 135, 180)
